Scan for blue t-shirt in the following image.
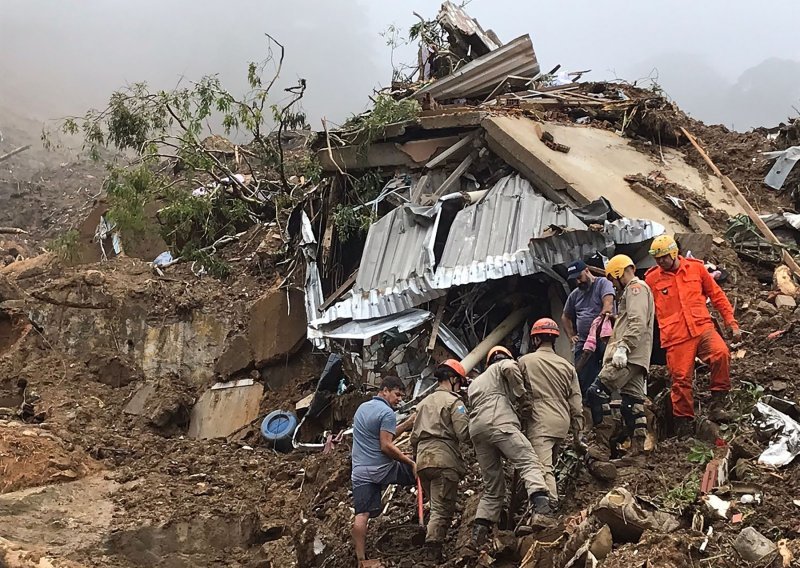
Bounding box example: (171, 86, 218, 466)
(352, 397, 396, 472)
(564, 277, 615, 349)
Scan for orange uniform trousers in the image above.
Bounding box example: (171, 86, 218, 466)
(666, 327, 730, 418)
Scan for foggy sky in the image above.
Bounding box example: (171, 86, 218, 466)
(2, 0, 799, 135)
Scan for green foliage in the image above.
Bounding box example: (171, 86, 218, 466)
(345, 95, 421, 152)
(285, 153, 323, 184)
(103, 165, 159, 239)
(159, 188, 251, 256)
(661, 472, 700, 511)
(332, 205, 373, 242)
(687, 443, 714, 465)
(352, 169, 385, 202)
(47, 229, 81, 263)
(184, 249, 231, 279)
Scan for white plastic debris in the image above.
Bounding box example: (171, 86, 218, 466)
(152, 251, 173, 267)
(703, 494, 731, 519)
(754, 401, 800, 467)
(763, 146, 800, 190)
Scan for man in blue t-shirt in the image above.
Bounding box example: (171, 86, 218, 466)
(561, 260, 615, 396)
(351, 375, 416, 566)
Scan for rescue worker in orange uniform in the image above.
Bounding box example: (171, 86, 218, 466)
(410, 359, 470, 558)
(644, 235, 741, 435)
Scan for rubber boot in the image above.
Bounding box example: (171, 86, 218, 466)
(586, 415, 617, 481)
(708, 391, 732, 423)
(616, 436, 646, 467)
(468, 521, 491, 553)
(673, 416, 695, 439)
(517, 493, 556, 534)
(424, 541, 443, 563)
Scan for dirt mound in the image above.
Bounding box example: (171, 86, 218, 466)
(0, 422, 97, 494)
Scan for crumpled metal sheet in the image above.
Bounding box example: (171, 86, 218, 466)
(437, 1, 501, 53)
(299, 212, 326, 348)
(763, 146, 800, 190)
(313, 204, 446, 326)
(414, 35, 539, 102)
(433, 174, 588, 288)
(529, 229, 612, 267)
(754, 401, 800, 467)
(604, 218, 666, 245)
(316, 309, 433, 340)
(438, 322, 470, 360)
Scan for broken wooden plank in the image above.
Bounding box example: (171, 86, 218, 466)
(681, 127, 800, 277)
(0, 145, 31, 164)
(427, 150, 477, 202)
(319, 269, 358, 312)
(427, 298, 447, 351)
(425, 131, 479, 169)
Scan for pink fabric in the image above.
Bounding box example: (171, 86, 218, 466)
(583, 315, 613, 352)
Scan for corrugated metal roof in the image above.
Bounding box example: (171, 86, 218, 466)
(312, 205, 446, 325)
(433, 175, 590, 288)
(437, 1, 501, 52)
(414, 35, 539, 102)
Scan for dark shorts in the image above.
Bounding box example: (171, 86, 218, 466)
(352, 462, 415, 518)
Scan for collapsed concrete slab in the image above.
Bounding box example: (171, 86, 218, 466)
(483, 116, 744, 233)
(188, 381, 264, 439)
(249, 289, 307, 367)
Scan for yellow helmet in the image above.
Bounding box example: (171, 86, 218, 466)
(605, 254, 634, 279)
(649, 234, 678, 259)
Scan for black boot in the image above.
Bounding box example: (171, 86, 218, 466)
(520, 492, 556, 532)
(673, 416, 695, 438)
(469, 519, 491, 552)
(708, 391, 732, 423)
(424, 541, 443, 562)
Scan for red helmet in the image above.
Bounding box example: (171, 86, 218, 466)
(486, 346, 513, 366)
(437, 359, 466, 378)
(530, 317, 560, 337)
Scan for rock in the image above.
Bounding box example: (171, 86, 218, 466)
(83, 270, 105, 286)
(50, 469, 78, 482)
(733, 527, 776, 562)
(769, 380, 788, 393)
(593, 487, 681, 543)
(775, 294, 796, 309)
(756, 300, 779, 316)
(85, 352, 140, 388)
(214, 335, 254, 377)
(0, 274, 22, 301)
(774, 265, 798, 297)
(588, 525, 613, 559)
(248, 289, 307, 367)
(188, 382, 264, 440)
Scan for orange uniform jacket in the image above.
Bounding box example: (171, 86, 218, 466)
(645, 257, 738, 349)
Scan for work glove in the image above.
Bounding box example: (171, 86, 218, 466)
(572, 435, 588, 455)
(611, 345, 628, 368)
(728, 325, 743, 342)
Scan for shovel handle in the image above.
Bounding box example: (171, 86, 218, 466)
(416, 477, 424, 526)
